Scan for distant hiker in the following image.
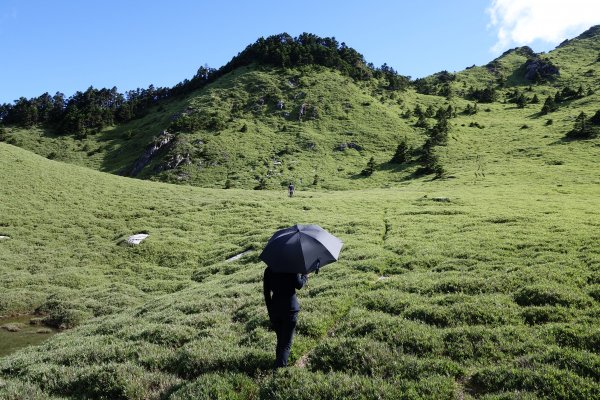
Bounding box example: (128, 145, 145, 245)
(263, 266, 308, 368)
(288, 183, 295, 197)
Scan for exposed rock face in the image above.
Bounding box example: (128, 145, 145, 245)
(523, 58, 559, 82)
(225, 250, 253, 263)
(124, 131, 175, 176)
(1, 323, 21, 332)
(165, 153, 191, 170)
(335, 142, 363, 151)
(126, 234, 148, 245)
(299, 103, 307, 120)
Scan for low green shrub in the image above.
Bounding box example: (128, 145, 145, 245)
(520, 306, 571, 325)
(259, 368, 457, 400)
(545, 324, 600, 352)
(589, 285, 600, 302)
(172, 339, 272, 378)
(442, 326, 539, 362)
(66, 362, 176, 400)
(404, 305, 451, 327)
(514, 284, 590, 307)
(295, 311, 331, 338)
(36, 295, 91, 329)
(169, 372, 258, 400)
(232, 303, 270, 333)
(0, 377, 58, 400)
(535, 347, 600, 380)
(478, 393, 540, 400)
(307, 337, 464, 379)
(337, 309, 444, 355)
(134, 323, 197, 347)
(360, 290, 417, 315)
(470, 365, 600, 400)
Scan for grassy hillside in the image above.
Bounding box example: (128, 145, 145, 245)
(1, 141, 599, 399)
(3, 34, 600, 191)
(1, 27, 599, 399)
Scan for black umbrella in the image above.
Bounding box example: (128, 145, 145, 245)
(260, 224, 343, 274)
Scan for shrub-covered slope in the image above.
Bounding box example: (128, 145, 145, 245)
(1, 27, 599, 191)
(1, 142, 599, 399)
(1, 27, 600, 399)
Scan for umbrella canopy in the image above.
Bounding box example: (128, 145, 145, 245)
(260, 224, 343, 274)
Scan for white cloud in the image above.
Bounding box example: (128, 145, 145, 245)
(487, 0, 600, 53)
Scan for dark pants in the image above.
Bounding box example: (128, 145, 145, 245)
(271, 311, 298, 368)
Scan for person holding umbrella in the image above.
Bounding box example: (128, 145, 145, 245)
(260, 224, 343, 368)
(263, 266, 308, 368)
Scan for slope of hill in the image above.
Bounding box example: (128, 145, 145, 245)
(2, 27, 599, 191)
(1, 141, 599, 398)
(1, 28, 600, 399)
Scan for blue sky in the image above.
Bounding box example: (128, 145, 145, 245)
(1, 0, 598, 104)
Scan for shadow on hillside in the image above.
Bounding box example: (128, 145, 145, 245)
(349, 161, 419, 180)
(96, 125, 163, 175)
(549, 134, 598, 145)
(39, 127, 64, 138)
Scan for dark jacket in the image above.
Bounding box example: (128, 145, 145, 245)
(263, 267, 307, 317)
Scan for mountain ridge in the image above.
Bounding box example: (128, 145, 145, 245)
(1, 27, 599, 190)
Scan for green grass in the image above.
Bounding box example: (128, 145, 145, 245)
(0, 141, 599, 399)
(1, 28, 599, 399)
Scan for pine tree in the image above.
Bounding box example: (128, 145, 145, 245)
(419, 139, 443, 176)
(516, 93, 528, 108)
(554, 91, 562, 103)
(361, 156, 376, 176)
(414, 104, 424, 117)
(567, 112, 596, 139)
(390, 139, 410, 164)
(541, 96, 557, 115)
(590, 110, 600, 125)
(415, 114, 428, 128)
(575, 112, 587, 134)
(425, 105, 435, 118)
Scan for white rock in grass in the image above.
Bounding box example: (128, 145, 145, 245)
(226, 250, 253, 263)
(127, 234, 149, 245)
(0, 236, 9, 241)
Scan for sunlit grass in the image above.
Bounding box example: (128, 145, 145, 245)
(1, 142, 598, 398)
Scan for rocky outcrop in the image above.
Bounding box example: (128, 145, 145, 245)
(162, 153, 191, 171)
(335, 142, 363, 151)
(126, 234, 149, 245)
(486, 46, 535, 75)
(124, 131, 175, 176)
(299, 103, 307, 120)
(523, 57, 559, 82)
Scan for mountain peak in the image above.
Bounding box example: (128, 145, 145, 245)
(557, 25, 600, 48)
(497, 46, 536, 60)
(575, 25, 600, 40)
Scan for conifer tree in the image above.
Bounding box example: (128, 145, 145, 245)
(361, 156, 376, 176)
(415, 114, 428, 128)
(516, 93, 527, 108)
(390, 139, 410, 164)
(541, 96, 557, 115)
(590, 110, 600, 125)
